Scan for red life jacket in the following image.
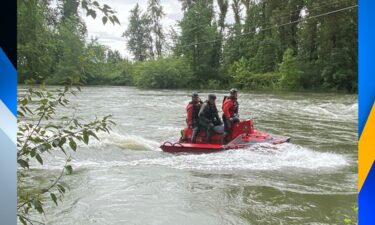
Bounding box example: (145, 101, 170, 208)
(222, 96, 239, 119)
(186, 100, 202, 127)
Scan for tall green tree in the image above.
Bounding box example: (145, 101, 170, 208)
(123, 4, 152, 61)
(17, 0, 57, 83)
(217, 0, 228, 34)
(297, 0, 357, 91)
(178, 0, 220, 84)
(148, 0, 165, 58)
(231, 0, 242, 35)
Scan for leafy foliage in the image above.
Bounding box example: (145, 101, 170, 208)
(18, 0, 358, 92)
(229, 57, 280, 90)
(17, 86, 115, 225)
(123, 4, 153, 61)
(81, 0, 120, 25)
(278, 48, 303, 90)
(177, 0, 220, 84)
(148, 0, 166, 58)
(17, 0, 126, 86)
(133, 57, 192, 88)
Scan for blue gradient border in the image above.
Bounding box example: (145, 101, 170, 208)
(0, 48, 17, 225)
(358, 0, 375, 224)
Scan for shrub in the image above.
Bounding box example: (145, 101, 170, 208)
(132, 57, 192, 89)
(228, 57, 280, 90)
(278, 48, 303, 90)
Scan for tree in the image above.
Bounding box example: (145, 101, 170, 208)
(148, 0, 165, 57)
(178, 0, 220, 84)
(231, 0, 242, 35)
(278, 48, 302, 90)
(123, 4, 152, 61)
(47, 17, 87, 85)
(297, 0, 357, 91)
(217, 0, 228, 34)
(17, 0, 57, 84)
(178, 0, 196, 11)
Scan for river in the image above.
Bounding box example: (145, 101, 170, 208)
(22, 86, 357, 225)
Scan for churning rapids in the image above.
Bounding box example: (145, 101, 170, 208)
(22, 86, 357, 225)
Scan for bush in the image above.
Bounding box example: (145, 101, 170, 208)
(278, 48, 303, 90)
(132, 57, 192, 89)
(228, 57, 280, 90)
(91, 61, 134, 86)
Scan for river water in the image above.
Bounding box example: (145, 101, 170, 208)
(23, 86, 357, 225)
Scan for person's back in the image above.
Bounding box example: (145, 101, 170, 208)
(222, 89, 240, 143)
(186, 93, 202, 128)
(186, 92, 202, 143)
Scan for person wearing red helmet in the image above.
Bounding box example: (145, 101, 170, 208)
(186, 92, 203, 143)
(222, 88, 240, 143)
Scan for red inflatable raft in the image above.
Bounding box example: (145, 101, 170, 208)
(160, 119, 290, 153)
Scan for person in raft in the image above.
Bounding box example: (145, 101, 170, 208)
(186, 92, 203, 143)
(198, 94, 223, 143)
(222, 88, 240, 144)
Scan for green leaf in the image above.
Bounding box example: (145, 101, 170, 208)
(32, 199, 44, 214)
(57, 184, 66, 194)
(65, 165, 73, 175)
(18, 159, 29, 169)
(40, 99, 48, 105)
(59, 137, 67, 147)
(82, 0, 88, 10)
(83, 131, 89, 144)
(50, 193, 58, 205)
(35, 154, 43, 165)
(19, 216, 27, 225)
(87, 130, 100, 141)
(112, 15, 120, 25)
(69, 139, 77, 151)
(102, 16, 108, 25)
(33, 137, 44, 143)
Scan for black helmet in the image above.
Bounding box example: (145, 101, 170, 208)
(192, 92, 199, 98)
(230, 88, 238, 95)
(208, 94, 216, 100)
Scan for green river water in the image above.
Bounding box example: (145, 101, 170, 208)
(22, 86, 357, 225)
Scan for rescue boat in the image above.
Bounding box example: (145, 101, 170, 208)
(160, 119, 290, 153)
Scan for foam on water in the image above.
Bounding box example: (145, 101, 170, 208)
(131, 143, 348, 171)
(82, 131, 161, 151)
(39, 143, 348, 174)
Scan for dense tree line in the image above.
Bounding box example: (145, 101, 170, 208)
(18, 0, 358, 92)
(17, 0, 129, 86)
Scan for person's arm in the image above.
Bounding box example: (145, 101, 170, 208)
(198, 103, 210, 124)
(186, 104, 193, 127)
(222, 100, 233, 119)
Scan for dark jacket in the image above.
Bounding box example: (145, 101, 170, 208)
(198, 100, 222, 127)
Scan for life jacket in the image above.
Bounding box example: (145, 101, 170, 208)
(186, 100, 202, 126)
(222, 96, 239, 119)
